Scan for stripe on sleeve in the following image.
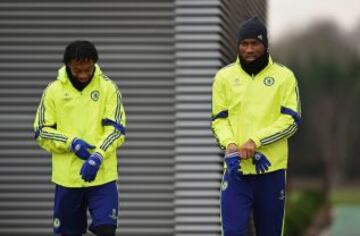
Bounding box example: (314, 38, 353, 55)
(99, 82, 125, 151)
(39, 130, 67, 143)
(260, 123, 298, 145)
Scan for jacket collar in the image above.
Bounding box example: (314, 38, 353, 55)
(236, 55, 273, 77)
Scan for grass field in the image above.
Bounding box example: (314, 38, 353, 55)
(331, 187, 360, 204)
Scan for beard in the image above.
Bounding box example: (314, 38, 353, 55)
(66, 66, 95, 91)
(239, 51, 269, 76)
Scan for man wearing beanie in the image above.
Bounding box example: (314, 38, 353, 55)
(211, 17, 302, 236)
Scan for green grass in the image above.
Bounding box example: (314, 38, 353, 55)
(331, 188, 360, 205)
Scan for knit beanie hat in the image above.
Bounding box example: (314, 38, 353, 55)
(237, 17, 268, 48)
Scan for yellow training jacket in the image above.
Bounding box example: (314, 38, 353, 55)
(211, 56, 301, 174)
(34, 65, 126, 187)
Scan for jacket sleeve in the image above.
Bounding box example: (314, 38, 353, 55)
(250, 72, 302, 147)
(33, 85, 75, 153)
(95, 82, 126, 158)
(211, 72, 236, 150)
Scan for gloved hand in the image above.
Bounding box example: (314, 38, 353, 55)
(70, 138, 95, 160)
(224, 152, 242, 180)
(80, 152, 103, 182)
(252, 152, 271, 174)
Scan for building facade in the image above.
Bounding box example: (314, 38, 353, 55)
(0, 0, 266, 235)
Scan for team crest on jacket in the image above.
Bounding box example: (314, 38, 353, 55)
(263, 77, 275, 86)
(63, 92, 71, 101)
(91, 90, 100, 101)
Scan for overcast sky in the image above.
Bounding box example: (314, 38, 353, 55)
(268, 0, 360, 42)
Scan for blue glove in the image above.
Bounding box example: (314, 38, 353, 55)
(224, 152, 242, 180)
(80, 152, 103, 182)
(252, 152, 271, 174)
(70, 138, 95, 160)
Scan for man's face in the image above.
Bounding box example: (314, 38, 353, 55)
(67, 59, 95, 83)
(238, 38, 266, 62)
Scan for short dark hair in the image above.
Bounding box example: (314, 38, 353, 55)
(63, 40, 99, 64)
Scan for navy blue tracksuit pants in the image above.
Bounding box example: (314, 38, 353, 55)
(221, 169, 286, 236)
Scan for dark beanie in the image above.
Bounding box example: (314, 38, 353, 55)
(237, 17, 268, 48)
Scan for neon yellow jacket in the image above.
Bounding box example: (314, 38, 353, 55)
(34, 65, 126, 187)
(211, 56, 301, 174)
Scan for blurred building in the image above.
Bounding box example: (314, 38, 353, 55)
(0, 0, 266, 235)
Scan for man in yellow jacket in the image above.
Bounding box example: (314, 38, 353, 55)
(34, 41, 126, 236)
(212, 17, 302, 236)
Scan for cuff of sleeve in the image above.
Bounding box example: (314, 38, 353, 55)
(94, 148, 106, 159)
(249, 136, 261, 148)
(66, 135, 76, 151)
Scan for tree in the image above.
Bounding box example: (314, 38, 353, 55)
(272, 21, 360, 197)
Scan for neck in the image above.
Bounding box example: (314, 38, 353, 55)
(239, 52, 269, 76)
